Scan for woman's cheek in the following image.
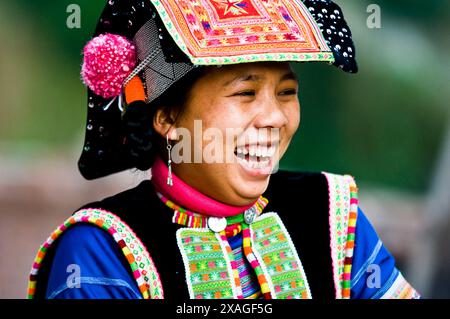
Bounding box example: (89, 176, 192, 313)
(286, 103, 301, 136)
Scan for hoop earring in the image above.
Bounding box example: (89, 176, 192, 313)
(166, 134, 173, 186)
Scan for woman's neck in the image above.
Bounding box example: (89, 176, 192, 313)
(151, 156, 256, 217)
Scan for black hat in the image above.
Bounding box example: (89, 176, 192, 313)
(78, 0, 358, 180)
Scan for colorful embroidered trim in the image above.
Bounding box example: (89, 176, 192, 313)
(342, 176, 358, 299)
(176, 211, 312, 299)
(157, 192, 209, 228)
(165, 183, 311, 300)
(225, 223, 242, 237)
(27, 209, 163, 299)
(157, 191, 268, 237)
(165, 192, 270, 299)
(218, 230, 246, 299)
(230, 239, 261, 298)
(323, 172, 358, 299)
(250, 212, 312, 299)
(241, 223, 271, 299)
(379, 272, 421, 299)
(151, 0, 334, 65)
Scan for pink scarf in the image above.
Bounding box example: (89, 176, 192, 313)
(151, 156, 256, 217)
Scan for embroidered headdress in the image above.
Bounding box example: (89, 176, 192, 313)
(78, 0, 357, 180)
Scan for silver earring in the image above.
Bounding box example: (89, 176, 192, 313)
(166, 134, 173, 186)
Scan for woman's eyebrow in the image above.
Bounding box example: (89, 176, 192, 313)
(222, 71, 298, 87)
(280, 72, 298, 83)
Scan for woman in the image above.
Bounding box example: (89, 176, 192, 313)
(28, 0, 420, 299)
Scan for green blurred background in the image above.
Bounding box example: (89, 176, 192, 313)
(0, 0, 449, 298)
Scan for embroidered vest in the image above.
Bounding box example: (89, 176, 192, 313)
(27, 171, 358, 299)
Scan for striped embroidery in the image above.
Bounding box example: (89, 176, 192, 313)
(231, 242, 261, 298)
(343, 177, 358, 298)
(241, 224, 272, 299)
(27, 209, 163, 299)
(323, 172, 358, 299)
(157, 192, 208, 228)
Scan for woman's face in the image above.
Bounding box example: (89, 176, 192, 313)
(158, 62, 300, 206)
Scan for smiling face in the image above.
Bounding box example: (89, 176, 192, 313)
(153, 62, 300, 206)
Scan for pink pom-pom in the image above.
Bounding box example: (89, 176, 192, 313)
(81, 33, 136, 99)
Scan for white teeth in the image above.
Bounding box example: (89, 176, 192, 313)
(249, 145, 256, 157)
(234, 143, 277, 170)
(261, 147, 267, 157)
(236, 153, 271, 170)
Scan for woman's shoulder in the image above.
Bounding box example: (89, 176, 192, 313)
(43, 223, 142, 299)
(55, 223, 110, 248)
(29, 181, 158, 299)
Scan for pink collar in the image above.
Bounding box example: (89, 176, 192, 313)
(151, 157, 256, 217)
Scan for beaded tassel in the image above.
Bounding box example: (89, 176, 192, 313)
(166, 134, 173, 186)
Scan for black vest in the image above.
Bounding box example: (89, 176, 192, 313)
(34, 170, 335, 300)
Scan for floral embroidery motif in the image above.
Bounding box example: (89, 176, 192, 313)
(176, 229, 236, 299)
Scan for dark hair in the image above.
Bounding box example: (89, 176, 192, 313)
(121, 67, 205, 171)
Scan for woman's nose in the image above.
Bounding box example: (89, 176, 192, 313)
(253, 95, 289, 129)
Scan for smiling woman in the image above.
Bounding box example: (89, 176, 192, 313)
(152, 62, 300, 205)
(27, 0, 420, 300)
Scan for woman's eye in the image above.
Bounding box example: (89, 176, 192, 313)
(279, 89, 297, 96)
(234, 90, 255, 96)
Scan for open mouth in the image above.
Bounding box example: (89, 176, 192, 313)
(233, 143, 277, 172)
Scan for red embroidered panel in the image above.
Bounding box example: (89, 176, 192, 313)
(155, 0, 331, 60)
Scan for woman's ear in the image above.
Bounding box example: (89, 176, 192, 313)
(153, 107, 178, 140)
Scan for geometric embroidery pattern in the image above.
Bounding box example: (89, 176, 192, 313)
(176, 212, 312, 299)
(250, 213, 312, 299)
(151, 0, 334, 65)
(176, 228, 236, 299)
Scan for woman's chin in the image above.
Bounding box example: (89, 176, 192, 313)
(232, 162, 272, 200)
